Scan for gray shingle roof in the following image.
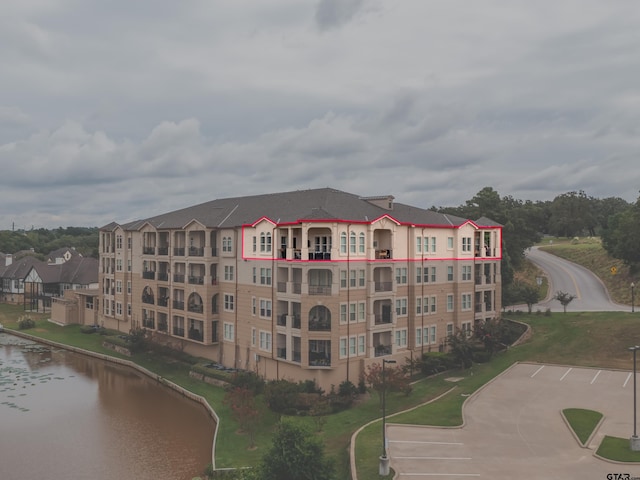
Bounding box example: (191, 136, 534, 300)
(109, 188, 474, 231)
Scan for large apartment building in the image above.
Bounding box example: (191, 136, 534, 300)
(98, 188, 501, 389)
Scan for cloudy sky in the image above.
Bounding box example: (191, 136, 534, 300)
(2, 0, 639, 229)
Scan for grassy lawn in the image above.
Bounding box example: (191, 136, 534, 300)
(562, 408, 603, 445)
(4, 302, 640, 478)
(597, 436, 640, 463)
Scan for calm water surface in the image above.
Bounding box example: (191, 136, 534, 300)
(0, 334, 214, 480)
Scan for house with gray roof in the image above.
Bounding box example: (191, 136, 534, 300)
(98, 188, 502, 389)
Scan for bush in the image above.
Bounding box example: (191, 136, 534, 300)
(17, 315, 36, 330)
(231, 371, 265, 395)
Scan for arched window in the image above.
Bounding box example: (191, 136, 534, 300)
(142, 286, 154, 304)
(188, 292, 203, 313)
(309, 305, 331, 331)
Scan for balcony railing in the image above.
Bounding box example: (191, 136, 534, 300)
(374, 314, 392, 325)
(188, 276, 204, 285)
(277, 282, 286, 293)
(309, 354, 331, 367)
(211, 247, 218, 257)
(157, 297, 168, 307)
(173, 327, 185, 337)
(374, 282, 392, 292)
(292, 350, 301, 363)
(188, 329, 203, 341)
(309, 319, 331, 331)
(143, 247, 156, 255)
(142, 296, 154, 305)
(292, 315, 301, 329)
(308, 252, 331, 260)
(173, 274, 185, 283)
(157, 322, 168, 332)
(189, 246, 204, 257)
(375, 249, 392, 259)
(142, 271, 155, 280)
(142, 319, 155, 329)
(309, 285, 331, 295)
(277, 314, 287, 327)
(188, 304, 203, 314)
(211, 277, 218, 285)
(292, 283, 301, 294)
(173, 300, 184, 310)
(158, 272, 169, 282)
(374, 345, 392, 357)
(158, 247, 169, 256)
(174, 247, 185, 256)
(277, 347, 287, 359)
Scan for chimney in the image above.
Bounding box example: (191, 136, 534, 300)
(5, 254, 12, 267)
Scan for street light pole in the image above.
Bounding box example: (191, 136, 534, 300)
(379, 358, 396, 476)
(630, 346, 640, 451)
(632, 282, 635, 313)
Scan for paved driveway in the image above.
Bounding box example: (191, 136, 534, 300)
(387, 363, 640, 479)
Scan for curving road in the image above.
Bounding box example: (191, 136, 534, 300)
(524, 246, 631, 312)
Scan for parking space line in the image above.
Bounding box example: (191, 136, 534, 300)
(590, 370, 601, 385)
(531, 365, 544, 378)
(400, 473, 480, 477)
(390, 441, 464, 446)
(624, 372, 633, 388)
(396, 457, 472, 461)
(559, 368, 572, 381)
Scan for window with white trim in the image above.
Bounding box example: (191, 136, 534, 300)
(462, 237, 472, 252)
(447, 294, 454, 312)
(447, 266, 454, 281)
(395, 298, 408, 316)
(395, 267, 407, 284)
(358, 302, 365, 322)
(430, 325, 437, 344)
(224, 265, 234, 281)
(447, 237, 454, 249)
(223, 322, 234, 341)
(358, 334, 366, 355)
(462, 293, 472, 311)
(259, 331, 272, 351)
(340, 270, 347, 288)
(349, 336, 357, 355)
(339, 337, 348, 358)
(415, 327, 422, 346)
(224, 294, 234, 312)
(340, 232, 347, 254)
(350, 232, 356, 253)
(260, 299, 272, 318)
(251, 327, 256, 346)
(447, 323, 454, 337)
(340, 304, 347, 324)
(462, 265, 472, 281)
(350, 269, 357, 288)
(395, 328, 407, 347)
(252, 296, 256, 316)
(260, 268, 272, 285)
(359, 233, 365, 253)
(430, 295, 437, 313)
(358, 269, 365, 287)
(116, 280, 122, 293)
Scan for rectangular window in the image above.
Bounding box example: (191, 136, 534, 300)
(416, 297, 422, 314)
(116, 259, 122, 271)
(116, 302, 122, 316)
(358, 269, 366, 287)
(395, 329, 407, 347)
(447, 323, 454, 337)
(260, 268, 272, 285)
(349, 303, 356, 323)
(430, 296, 437, 313)
(462, 237, 472, 252)
(252, 296, 256, 316)
(252, 267, 257, 283)
(127, 259, 131, 272)
(251, 327, 256, 346)
(224, 294, 234, 311)
(447, 266, 454, 281)
(358, 302, 365, 322)
(447, 294, 454, 312)
(340, 270, 347, 288)
(430, 267, 437, 283)
(395, 267, 407, 284)
(340, 304, 347, 324)
(431, 237, 436, 253)
(349, 336, 357, 355)
(116, 235, 123, 249)
(340, 233, 347, 254)
(447, 237, 454, 249)
(462, 265, 472, 281)
(350, 269, 357, 288)
(415, 328, 422, 345)
(350, 233, 356, 253)
(259, 331, 272, 351)
(252, 236, 257, 252)
(358, 335, 365, 355)
(423, 327, 429, 345)
(224, 265, 234, 281)
(116, 280, 122, 294)
(127, 303, 131, 316)
(395, 298, 408, 316)
(462, 293, 472, 310)
(127, 281, 131, 294)
(223, 322, 234, 341)
(260, 299, 272, 318)
(359, 233, 365, 253)
(416, 237, 422, 253)
(430, 325, 437, 344)
(340, 337, 347, 358)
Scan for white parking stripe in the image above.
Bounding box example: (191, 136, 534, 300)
(395, 457, 472, 461)
(559, 368, 572, 381)
(590, 370, 601, 385)
(390, 441, 464, 446)
(400, 474, 480, 477)
(624, 372, 633, 388)
(531, 365, 544, 378)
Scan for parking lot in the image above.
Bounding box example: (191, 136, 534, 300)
(387, 363, 640, 479)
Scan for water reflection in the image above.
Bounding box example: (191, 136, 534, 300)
(0, 334, 214, 480)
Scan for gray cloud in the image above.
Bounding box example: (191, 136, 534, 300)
(315, 0, 365, 31)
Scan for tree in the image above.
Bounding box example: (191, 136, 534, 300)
(223, 386, 260, 448)
(258, 421, 336, 480)
(602, 196, 640, 270)
(554, 291, 576, 313)
(447, 329, 475, 368)
(362, 362, 412, 407)
(519, 283, 541, 313)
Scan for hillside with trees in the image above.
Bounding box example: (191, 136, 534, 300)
(0, 227, 99, 259)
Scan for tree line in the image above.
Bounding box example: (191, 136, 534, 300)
(0, 227, 99, 259)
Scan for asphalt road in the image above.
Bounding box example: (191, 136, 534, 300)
(523, 246, 632, 312)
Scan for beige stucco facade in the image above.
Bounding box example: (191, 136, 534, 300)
(97, 190, 501, 391)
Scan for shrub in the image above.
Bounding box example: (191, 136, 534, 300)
(231, 371, 265, 395)
(17, 315, 36, 330)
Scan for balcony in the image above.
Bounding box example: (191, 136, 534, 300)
(277, 348, 287, 359)
(309, 318, 331, 331)
(292, 350, 301, 363)
(309, 285, 331, 296)
(188, 276, 204, 285)
(142, 271, 156, 280)
(292, 315, 301, 329)
(173, 327, 185, 337)
(173, 274, 185, 283)
(157, 297, 168, 307)
(277, 314, 287, 327)
(309, 353, 331, 367)
(188, 329, 203, 341)
(211, 247, 218, 257)
(211, 277, 218, 285)
(374, 344, 392, 357)
(189, 246, 204, 257)
(173, 300, 185, 310)
(188, 303, 203, 314)
(142, 318, 155, 329)
(292, 283, 301, 294)
(142, 295, 154, 305)
(173, 247, 185, 256)
(277, 282, 286, 293)
(375, 249, 392, 259)
(143, 247, 156, 255)
(158, 247, 169, 256)
(308, 252, 331, 261)
(157, 272, 169, 282)
(374, 282, 392, 292)
(157, 321, 168, 332)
